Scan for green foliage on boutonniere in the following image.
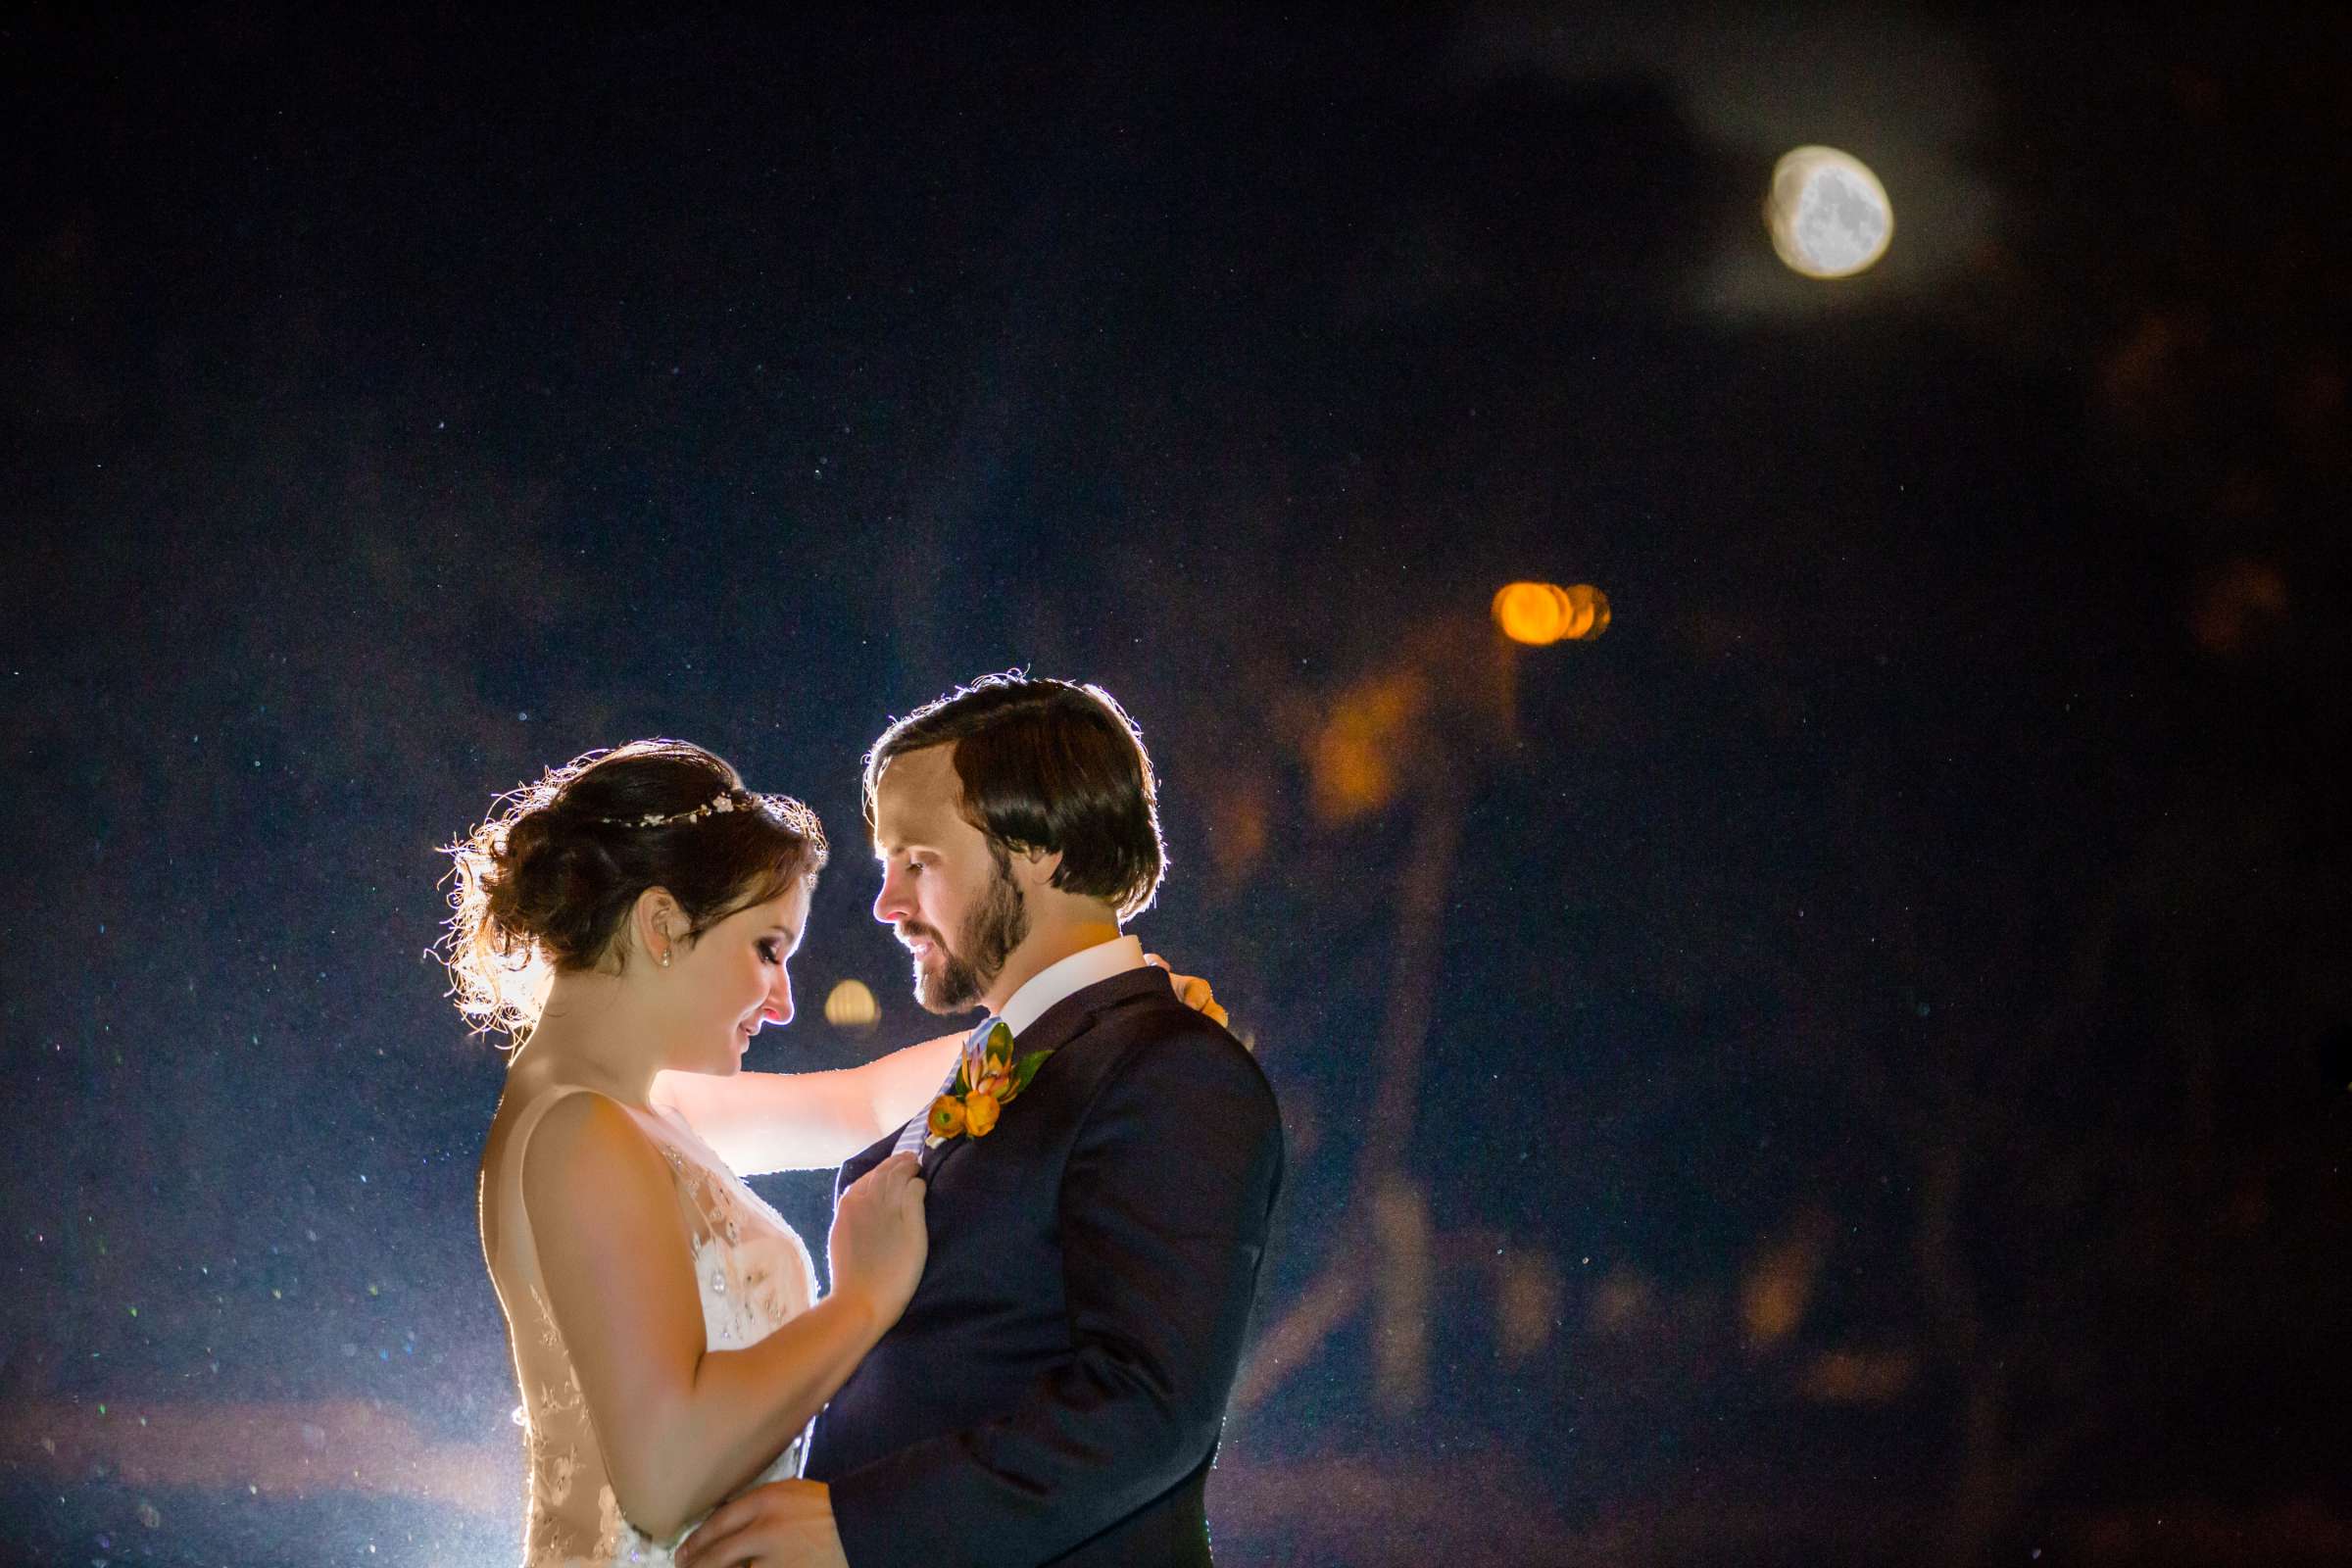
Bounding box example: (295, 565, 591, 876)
(926, 1021, 1054, 1147)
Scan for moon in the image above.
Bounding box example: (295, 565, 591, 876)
(1766, 146, 1892, 279)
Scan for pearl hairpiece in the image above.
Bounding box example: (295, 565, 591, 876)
(597, 790, 756, 829)
(587, 786, 828, 864)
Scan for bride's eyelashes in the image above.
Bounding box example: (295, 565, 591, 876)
(757, 938, 785, 965)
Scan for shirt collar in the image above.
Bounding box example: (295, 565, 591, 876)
(1000, 934, 1147, 1037)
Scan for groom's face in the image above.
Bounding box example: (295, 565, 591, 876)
(871, 744, 1031, 1014)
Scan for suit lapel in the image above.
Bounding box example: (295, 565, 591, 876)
(838, 1128, 899, 1199)
(916, 964, 1174, 1182)
(918, 1118, 970, 1182)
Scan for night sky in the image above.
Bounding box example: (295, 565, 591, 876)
(6, 8, 2349, 1566)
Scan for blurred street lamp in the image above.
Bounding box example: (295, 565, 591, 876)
(1561, 582, 1610, 640)
(1240, 587, 1612, 1421)
(823, 978, 879, 1034)
(1492, 580, 1610, 645)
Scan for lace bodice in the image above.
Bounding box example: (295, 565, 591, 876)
(483, 1086, 818, 1567)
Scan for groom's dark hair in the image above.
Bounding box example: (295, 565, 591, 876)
(864, 673, 1166, 920)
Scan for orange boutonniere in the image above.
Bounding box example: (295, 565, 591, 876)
(925, 1021, 1053, 1149)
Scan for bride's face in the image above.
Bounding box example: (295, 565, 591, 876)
(662, 878, 811, 1075)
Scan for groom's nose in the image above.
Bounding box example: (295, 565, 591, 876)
(873, 867, 908, 925)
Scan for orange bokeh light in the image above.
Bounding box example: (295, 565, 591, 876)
(1493, 581, 1609, 645)
(1493, 582, 1572, 644)
(1562, 582, 1610, 641)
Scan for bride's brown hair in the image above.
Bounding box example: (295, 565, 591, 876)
(438, 739, 827, 1041)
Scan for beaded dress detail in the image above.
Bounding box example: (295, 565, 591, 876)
(484, 1087, 818, 1567)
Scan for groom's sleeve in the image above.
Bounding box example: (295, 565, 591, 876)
(826, 1020, 1282, 1568)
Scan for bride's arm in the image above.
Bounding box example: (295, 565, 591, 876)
(651, 1032, 963, 1175)
(522, 1093, 921, 1542)
(654, 965, 1226, 1174)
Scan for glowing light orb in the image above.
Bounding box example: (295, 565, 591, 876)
(823, 978, 879, 1033)
(1494, 582, 1573, 645)
(1493, 581, 1610, 645)
(1561, 582, 1610, 641)
(1766, 146, 1892, 279)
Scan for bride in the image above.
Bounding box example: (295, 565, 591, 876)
(444, 739, 950, 1565)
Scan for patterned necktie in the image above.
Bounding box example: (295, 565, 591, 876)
(891, 1016, 1002, 1157)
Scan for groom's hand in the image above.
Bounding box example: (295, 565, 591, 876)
(675, 1480, 848, 1568)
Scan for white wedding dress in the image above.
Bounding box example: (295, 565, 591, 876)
(483, 1086, 819, 1567)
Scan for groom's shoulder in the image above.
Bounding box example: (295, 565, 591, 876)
(1083, 988, 1278, 1124)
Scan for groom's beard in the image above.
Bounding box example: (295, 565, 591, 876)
(913, 858, 1030, 1014)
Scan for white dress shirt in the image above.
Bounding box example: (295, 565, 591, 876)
(891, 935, 1150, 1157)
(1000, 934, 1147, 1038)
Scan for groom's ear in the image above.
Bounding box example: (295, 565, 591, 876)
(1011, 843, 1063, 891)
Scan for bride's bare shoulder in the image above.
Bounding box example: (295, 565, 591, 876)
(482, 1085, 667, 1248)
(518, 1092, 672, 1219)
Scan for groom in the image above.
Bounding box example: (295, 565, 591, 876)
(680, 674, 1283, 1568)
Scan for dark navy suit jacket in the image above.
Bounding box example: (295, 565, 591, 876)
(805, 964, 1283, 1568)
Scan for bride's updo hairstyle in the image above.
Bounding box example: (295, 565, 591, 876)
(439, 739, 827, 1040)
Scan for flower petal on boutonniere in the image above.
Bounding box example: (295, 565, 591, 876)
(927, 1096, 967, 1142)
(927, 1034, 1055, 1148)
